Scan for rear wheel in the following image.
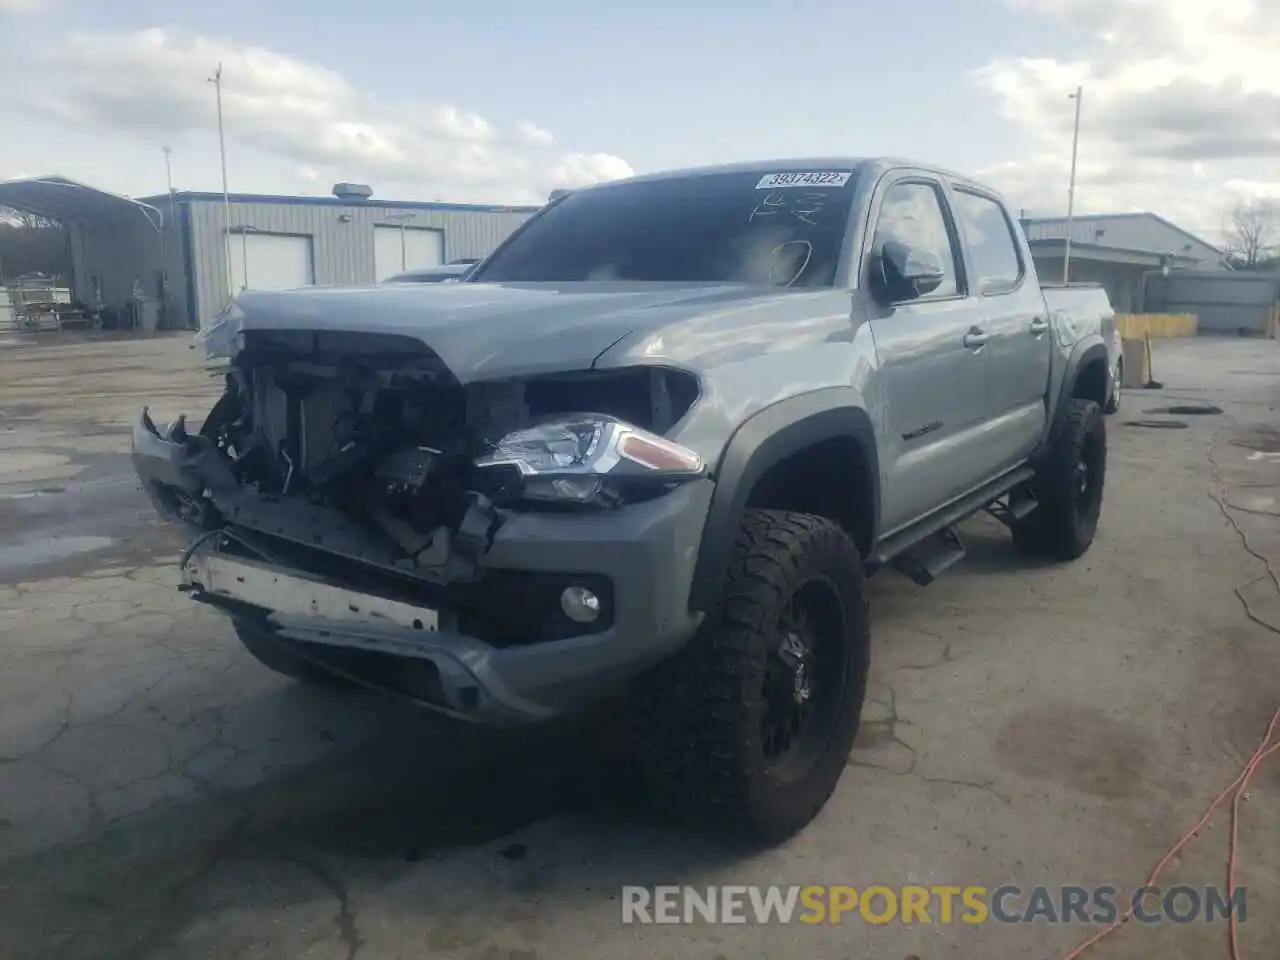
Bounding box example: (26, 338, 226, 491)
(1013, 398, 1106, 560)
(630, 509, 870, 844)
(233, 619, 353, 688)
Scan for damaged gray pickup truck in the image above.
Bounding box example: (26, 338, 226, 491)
(133, 158, 1116, 843)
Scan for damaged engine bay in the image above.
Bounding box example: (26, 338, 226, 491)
(138, 330, 701, 644)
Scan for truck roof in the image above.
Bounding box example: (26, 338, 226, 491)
(575, 157, 988, 193)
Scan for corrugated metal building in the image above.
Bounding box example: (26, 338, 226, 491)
(0, 176, 541, 331)
(1019, 212, 1227, 313)
(148, 186, 540, 329)
(1141, 268, 1279, 336)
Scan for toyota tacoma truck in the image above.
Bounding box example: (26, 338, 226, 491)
(133, 158, 1115, 843)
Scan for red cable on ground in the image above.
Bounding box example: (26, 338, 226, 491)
(1062, 708, 1280, 960)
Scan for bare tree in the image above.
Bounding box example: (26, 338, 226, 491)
(0, 208, 68, 281)
(1222, 198, 1279, 269)
(0, 206, 60, 230)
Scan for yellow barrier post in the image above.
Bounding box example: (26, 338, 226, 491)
(1121, 337, 1149, 388)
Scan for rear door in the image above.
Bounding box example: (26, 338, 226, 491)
(949, 186, 1051, 468)
(863, 175, 991, 534)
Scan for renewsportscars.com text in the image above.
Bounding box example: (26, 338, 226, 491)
(621, 885, 1247, 925)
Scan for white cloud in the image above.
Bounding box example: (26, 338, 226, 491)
(1, 27, 631, 203)
(0, 0, 46, 11)
(1224, 178, 1280, 200)
(972, 0, 1280, 236)
(551, 153, 636, 188)
(516, 121, 555, 146)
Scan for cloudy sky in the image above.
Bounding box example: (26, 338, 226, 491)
(0, 0, 1276, 238)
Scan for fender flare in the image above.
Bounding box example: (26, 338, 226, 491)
(687, 388, 879, 613)
(1044, 336, 1110, 450)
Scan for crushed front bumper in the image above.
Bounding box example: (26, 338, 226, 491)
(135, 409, 714, 724)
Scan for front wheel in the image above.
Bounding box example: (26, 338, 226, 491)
(630, 509, 870, 844)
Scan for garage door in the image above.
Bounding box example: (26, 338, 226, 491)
(230, 233, 315, 292)
(374, 226, 444, 281)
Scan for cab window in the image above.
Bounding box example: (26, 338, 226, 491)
(952, 189, 1024, 295)
(868, 182, 960, 298)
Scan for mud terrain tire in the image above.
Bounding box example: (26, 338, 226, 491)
(631, 509, 870, 845)
(1013, 398, 1107, 560)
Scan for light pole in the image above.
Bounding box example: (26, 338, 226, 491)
(162, 146, 177, 240)
(233, 225, 258, 290)
(209, 63, 235, 299)
(1063, 84, 1083, 283)
(160, 146, 176, 324)
(385, 212, 417, 270)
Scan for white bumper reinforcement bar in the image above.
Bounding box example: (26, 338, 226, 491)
(185, 552, 441, 632)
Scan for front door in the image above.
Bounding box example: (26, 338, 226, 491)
(864, 177, 991, 535)
(950, 187, 1052, 469)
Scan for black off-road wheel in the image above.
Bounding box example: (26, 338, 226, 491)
(1013, 398, 1106, 560)
(630, 509, 870, 845)
(233, 619, 352, 688)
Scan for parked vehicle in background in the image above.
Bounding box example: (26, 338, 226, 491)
(382, 260, 478, 284)
(133, 157, 1115, 844)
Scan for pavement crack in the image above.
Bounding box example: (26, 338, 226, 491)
(914, 774, 1011, 805)
(268, 849, 365, 960)
(847, 759, 1010, 804)
(888, 638, 959, 672)
(0, 691, 75, 765)
(848, 757, 916, 775)
(850, 684, 919, 774)
(1206, 434, 1280, 637)
(850, 684, 1008, 802)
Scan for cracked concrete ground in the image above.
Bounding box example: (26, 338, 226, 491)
(0, 332, 1277, 960)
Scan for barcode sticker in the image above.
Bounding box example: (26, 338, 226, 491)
(755, 171, 852, 189)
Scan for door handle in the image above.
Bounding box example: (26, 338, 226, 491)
(1029, 316, 1050, 334)
(963, 327, 989, 349)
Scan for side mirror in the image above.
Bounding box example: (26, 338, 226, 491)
(870, 240, 946, 304)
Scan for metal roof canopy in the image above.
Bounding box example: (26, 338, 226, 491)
(0, 175, 163, 231)
(1027, 239, 1203, 269)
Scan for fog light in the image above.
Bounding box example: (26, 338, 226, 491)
(560, 585, 601, 623)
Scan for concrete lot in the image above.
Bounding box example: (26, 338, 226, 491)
(0, 332, 1277, 960)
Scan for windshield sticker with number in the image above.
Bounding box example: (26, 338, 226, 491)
(755, 171, 852, 189)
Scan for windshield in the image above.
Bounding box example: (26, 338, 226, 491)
(472, 169, 859, 288)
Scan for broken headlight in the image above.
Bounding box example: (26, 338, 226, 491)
(474, 415, 704, 505)
(197, 302, 245, 361)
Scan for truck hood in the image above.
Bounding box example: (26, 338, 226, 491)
(201, 281, 794, 381)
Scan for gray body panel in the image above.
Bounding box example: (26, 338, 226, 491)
(143, 156, 1111, 724)
(1042, 283, 1121, 390)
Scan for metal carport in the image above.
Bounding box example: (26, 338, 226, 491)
(1027, 239, 1204, 314)
(0, 175, 171, 328)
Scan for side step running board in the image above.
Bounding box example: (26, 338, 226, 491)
(893, 525, 966, 586)
(871, 464, 1036, 569)
(985, 492, 1037, 528)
